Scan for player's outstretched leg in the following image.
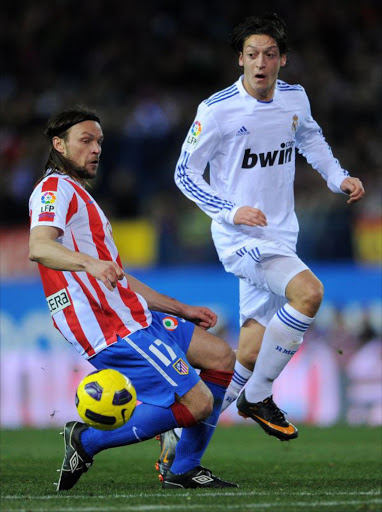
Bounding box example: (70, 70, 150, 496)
(56, 421, 93, 491)
(155, 429, 180, 476)
(162, 466, 238, 489)
(237, 391, 298, 441)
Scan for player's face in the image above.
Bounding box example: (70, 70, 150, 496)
(54, 120, 103, 179)
(239, 34, 286, 102)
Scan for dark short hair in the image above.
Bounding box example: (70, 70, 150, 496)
(44, 106, 100, 140)
(229, 13, 288, 56)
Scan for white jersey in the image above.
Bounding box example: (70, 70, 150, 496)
(175, 76, 349, 259)
(29, 172, 152, 359)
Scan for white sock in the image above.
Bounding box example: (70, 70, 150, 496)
(245, 304, 314, 404)
(220, 360, 253, 412)
(174, 427, 183, 438)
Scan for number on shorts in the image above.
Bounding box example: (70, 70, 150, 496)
(148, 339, 177, 366)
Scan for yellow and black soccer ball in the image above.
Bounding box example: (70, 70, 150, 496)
(75, 369, 137, 430)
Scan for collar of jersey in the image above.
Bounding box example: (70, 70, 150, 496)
(237, 75, 277, 108)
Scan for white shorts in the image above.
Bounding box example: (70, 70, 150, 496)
(221, 239, 309, 327)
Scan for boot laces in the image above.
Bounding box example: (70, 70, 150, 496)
(265, 397, 287, 422)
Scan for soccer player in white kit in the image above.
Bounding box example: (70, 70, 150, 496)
(159, 13, 365, 459)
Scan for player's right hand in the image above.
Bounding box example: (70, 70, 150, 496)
(86, 259, 125, 291)
(233, 206, 267, 227)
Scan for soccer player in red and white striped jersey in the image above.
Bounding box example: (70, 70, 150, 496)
(28, 107, 237, 490)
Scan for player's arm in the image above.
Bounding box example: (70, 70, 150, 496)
(29, 225, 124, 291)
(126, 274, 217, 330)
(176, 107, 267, 228)
(296, 90, 365, 203)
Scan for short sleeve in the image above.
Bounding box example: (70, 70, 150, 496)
(29, 176, 75, 233)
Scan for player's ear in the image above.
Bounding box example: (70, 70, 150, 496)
(238, 52, 244, 67)
(280, 54, 287, 67)
(53, 136, 65, 154)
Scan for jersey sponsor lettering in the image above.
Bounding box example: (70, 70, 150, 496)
(241, 142, 295, 169)
(46, 288, 71, 315)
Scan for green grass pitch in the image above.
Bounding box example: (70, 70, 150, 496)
(1, 424, 381, 512)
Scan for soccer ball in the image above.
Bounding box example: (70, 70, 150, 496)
(75, 369, 137, 430)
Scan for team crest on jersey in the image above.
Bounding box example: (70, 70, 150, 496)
(173, 358, 189, 375)
(292, 115, 299, 134)
(186, 121, 202, 146)
(162, 317, 178, 330)
(39, 191, 57, 221)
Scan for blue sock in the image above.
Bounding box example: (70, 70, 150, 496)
(170, 378, 226, 474)
(81, 403, 178, 457)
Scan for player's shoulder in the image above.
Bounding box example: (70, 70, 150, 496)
(30, 172, 78, 201)
(276, 79, 305, 94)
(201, 82, 241, 110)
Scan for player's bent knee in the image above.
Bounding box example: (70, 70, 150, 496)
(195, 396, 214, 421)
(210, 339, 235, 371)
(178, 382, 214, 422)
(290, 277, 324, 316)
(304, 280, 324, 310)
(217, 343, 235, 371)
(191, 388, 214, 422)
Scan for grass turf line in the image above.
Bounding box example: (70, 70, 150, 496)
(1, 425, 381, 512)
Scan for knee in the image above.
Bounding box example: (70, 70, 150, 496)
(300, 280, 324, 315)
(181, 385, 214, 423)
(214, 342, 235, 372)
(287, 271, 325, 317)
(306, 280, 324, 308)
(193, 388, 214, 421)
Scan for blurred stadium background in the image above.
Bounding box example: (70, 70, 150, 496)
(1, 0, 381, 429)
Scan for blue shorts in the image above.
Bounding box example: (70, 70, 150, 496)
(89, 311, 200, 407)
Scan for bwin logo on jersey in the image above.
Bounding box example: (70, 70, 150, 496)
(242, 141, 295, 169)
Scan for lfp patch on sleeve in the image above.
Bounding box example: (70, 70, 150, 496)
(39, 191, 57, 222)
(173, 358, 189, 375)
(186, 120, 202, 146)
(162, 317, 178, 330)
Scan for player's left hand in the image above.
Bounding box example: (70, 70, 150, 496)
(340, 177, 365, 204)
(182, 305, 218, 330)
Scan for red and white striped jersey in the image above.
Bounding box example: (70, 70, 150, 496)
(29, 172, 152, 359)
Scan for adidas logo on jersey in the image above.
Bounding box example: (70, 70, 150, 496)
(236, 126, 250, 136)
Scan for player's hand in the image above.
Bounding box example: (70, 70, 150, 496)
(340, 177, 365, 204)
(233, 206, 267, 227)
(86, 260, 125, 291)
(182, 305, 218, 330)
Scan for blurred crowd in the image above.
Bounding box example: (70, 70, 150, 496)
(1, 0, 381, 263)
